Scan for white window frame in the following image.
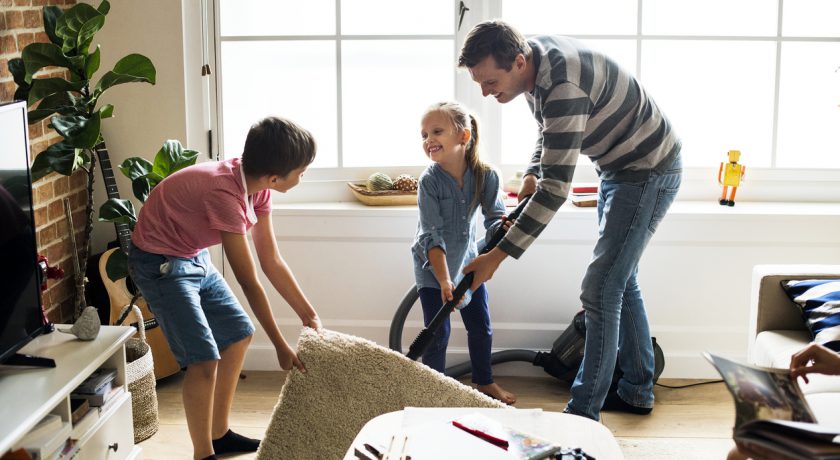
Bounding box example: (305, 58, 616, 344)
(208, 0, 840, 204)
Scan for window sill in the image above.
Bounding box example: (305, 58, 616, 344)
(271, 199, 840, 218)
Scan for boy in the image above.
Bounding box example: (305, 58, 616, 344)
(128, 116, 322, 460)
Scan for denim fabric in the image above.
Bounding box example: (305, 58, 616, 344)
(412, 164, 506, 296)
(565, 155, 682, 421)
(127, 243, 255, 367)
(418, 284, 493, 384)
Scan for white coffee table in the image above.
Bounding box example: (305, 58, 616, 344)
(344, 407, 623, 459)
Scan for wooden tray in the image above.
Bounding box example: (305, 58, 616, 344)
(347, 182, 417, 206)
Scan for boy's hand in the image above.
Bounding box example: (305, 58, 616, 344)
(518, 174, 538, 200)
(303, 315, 323, 332)
(276, 343, 307, 373)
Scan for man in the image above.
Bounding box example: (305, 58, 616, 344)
(459, 20, 682, 421)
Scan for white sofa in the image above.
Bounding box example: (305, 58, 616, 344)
(748, 264, 840, 427)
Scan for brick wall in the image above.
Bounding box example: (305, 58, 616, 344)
(1, 0, 83, 323)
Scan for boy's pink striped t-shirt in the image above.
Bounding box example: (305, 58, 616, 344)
(132, 158, 271, 258)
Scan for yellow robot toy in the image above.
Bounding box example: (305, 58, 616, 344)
(718, 150, 746, 206)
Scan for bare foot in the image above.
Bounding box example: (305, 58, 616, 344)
(477, 383, 516, 405)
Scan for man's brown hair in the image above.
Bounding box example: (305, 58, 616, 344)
(458, 20, 529, 70)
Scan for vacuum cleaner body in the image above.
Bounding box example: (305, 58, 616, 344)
(533, 310, 666, 387)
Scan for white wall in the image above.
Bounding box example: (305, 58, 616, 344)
(230, 201, 840, 379)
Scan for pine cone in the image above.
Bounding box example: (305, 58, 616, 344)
(392, 174, 418, 192)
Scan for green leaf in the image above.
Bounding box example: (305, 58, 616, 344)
(104, 249, 128, 282)
(50, 112, 101, 148)
(118, 156, 153, 181)
(98, 198, 137, 228)
(131, 176, 152, 203)
(98, 104, 114, 119)
(152, 140, 198, 179)
(8, 58, 28, 87)
(21, 43, 73, 83)
(42, 6, 64, 47)
(97, 0, 111, 16)
(93, 54, 156, 96)
(85, 46, 101, 79)
(8, 59, 31, 101)
(30, 141, 83, 181)
(28, 91, 79, 123)
(76, 15, 105, 56)
(55, 3, 103, 56)
(27, 78, 86, 106)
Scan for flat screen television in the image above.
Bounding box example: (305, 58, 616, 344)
(0, 100, 53, 367)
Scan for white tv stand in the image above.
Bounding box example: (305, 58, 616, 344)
(0, 326, 141, 459)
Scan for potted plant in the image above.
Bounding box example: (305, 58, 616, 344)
(7, 0, 156, 318)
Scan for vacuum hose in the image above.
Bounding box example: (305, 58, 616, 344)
(388, 285, 537, 378)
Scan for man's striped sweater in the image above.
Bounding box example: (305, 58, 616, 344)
(498, 35, 681, 259)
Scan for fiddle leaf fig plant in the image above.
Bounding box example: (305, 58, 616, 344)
(99, 140, 198, 281)
(7, 0, 156, 317)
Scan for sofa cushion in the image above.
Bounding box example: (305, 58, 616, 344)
(753, 330, 811, 368)
(781, 279, 840, 351)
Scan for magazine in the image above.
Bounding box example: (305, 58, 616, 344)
(705, 352, 840, 460)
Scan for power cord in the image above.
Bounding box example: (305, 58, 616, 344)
(655, 379, 723, 389)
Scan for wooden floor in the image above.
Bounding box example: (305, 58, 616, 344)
(141, 372, 736, 459)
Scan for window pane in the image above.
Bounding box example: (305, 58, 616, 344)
(783, 0, 840, 37)
(342, 40, 454, 167)
(776, 42, 840, 168)
(219, 0, 335, 36)
(220, 41, 338, 168)
(503, 0, 636, 35)
(643, 0, 777, 36)
(500, 39, 637, 165)
(342, 0, 453, 35)
(641, 41, 776, 167)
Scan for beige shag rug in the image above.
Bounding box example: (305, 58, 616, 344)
(256, 328, 505, 459)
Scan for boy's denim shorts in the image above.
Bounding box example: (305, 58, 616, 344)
(127, 243, 255, 367)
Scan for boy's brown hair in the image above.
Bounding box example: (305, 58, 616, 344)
(242, 116, 316, 178)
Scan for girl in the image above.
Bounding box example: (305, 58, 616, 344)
(412, 101, 516, 404)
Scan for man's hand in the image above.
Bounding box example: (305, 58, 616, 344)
(463, 247, 508, 291)
(518, 174, 538, 201)
(276, 342, 307, 373)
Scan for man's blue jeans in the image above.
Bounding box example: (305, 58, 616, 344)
(566, 156, 682, 421)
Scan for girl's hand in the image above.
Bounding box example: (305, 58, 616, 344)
(276, 343, 307, 373)
(439, 280, 464, 308)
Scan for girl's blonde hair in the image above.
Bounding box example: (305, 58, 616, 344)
(425, 101, 490, 211)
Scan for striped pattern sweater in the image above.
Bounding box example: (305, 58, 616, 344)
(498, 35, 681, 259)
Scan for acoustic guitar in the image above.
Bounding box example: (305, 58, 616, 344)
(96, 144, 181, 380)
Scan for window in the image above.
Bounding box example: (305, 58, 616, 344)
(500, 0, 840, 169)
(213, 0, 840, 200)
(216, 0, 455, 170)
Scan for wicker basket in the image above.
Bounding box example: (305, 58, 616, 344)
(347, 182, 417, 206)
(118, 304, 160, 443)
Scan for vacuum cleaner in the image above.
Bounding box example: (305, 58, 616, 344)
(390, 196, 665, 387)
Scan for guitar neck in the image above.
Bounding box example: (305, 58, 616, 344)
(95, 142, 132, 254)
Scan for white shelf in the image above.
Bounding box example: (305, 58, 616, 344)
(0, 326, 139, 458)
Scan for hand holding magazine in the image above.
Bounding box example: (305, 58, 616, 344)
(704, 352, 840, 460)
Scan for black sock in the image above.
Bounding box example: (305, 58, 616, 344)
(212, 429, 261, 454)
(601, 391, 652, 415)
(201, 456, 218, 460)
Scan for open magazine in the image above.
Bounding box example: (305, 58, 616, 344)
(705, 352, 840, 460)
